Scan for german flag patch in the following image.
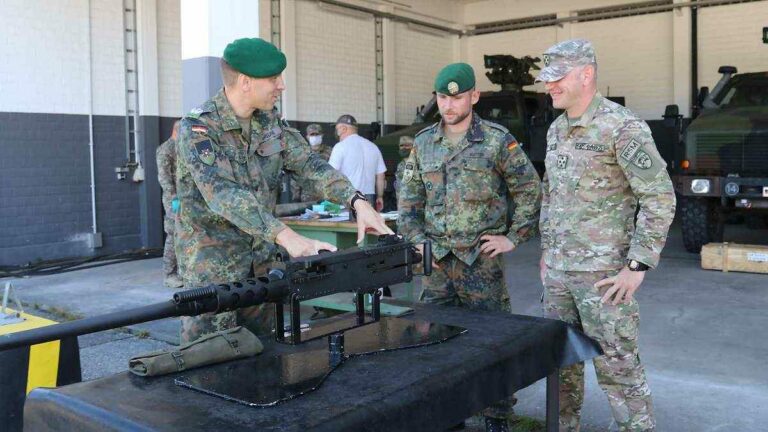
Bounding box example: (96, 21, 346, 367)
(507, 139, 518, 152)
(191, 124, 208, 135)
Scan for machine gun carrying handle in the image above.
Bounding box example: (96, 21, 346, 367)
(423, 241, 432, 276)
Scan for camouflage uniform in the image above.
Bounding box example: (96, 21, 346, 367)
(398, 112, 541, 418)
(175, 89, 357, 342)
(156, 138, 180, 285)
(540, 92, 676, 432)
(290, 144, 333, 202)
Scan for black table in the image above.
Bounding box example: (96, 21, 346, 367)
(24, 301, 601, 432)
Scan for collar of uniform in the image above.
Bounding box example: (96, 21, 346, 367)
(214, 88, 246, 132)
(569, 92, 603, 129)
(433, 111, 484, 143)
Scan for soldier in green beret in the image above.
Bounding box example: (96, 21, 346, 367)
(175, 37, 393, 343)
(537, 39, 675, 432)
(397, 62, 542, 432)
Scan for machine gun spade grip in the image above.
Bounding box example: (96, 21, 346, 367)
(423, 240, 432, 276)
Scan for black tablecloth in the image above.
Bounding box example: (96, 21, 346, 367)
(24, 301, 601, 432)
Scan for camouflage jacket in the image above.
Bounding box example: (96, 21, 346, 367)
(398, 113, 541, 266)
(290, 144, 333, 202)
(156, 138, 177, 214)
(540, 93, 676, 271)
(175, 89, 357, 286)
(394, 159, 407, 197)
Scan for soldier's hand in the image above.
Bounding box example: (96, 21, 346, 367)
(595, 267, 646, 305)
(275, 228, 337, 258)
(353, 199, 394, 244)
(415, 243, 440, 269)
(479, 235, 515, 258)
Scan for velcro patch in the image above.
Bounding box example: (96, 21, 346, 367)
(620, 139, 642, 161)
(632, 150, 653, 169)
(507, 139, 518, 152)
(195, 140, 215, 166)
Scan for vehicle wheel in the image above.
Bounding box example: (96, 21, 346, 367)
(680, 196, 723, 253)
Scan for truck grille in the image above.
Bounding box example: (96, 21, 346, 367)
(695, 133, 768, 176)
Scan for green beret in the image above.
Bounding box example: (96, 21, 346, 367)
(434, 63, 475, 95)
(223, 38, 287, 78)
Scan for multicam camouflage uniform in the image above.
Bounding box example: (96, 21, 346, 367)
(156, 138, 179, 284)
(290, 143, 333, 202)
(398, 112, 541, 418)
(540, 93, 676, 432)
(175, 89, 357, 342)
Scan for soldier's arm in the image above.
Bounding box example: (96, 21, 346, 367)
(614, 119, 677, 268)
(156, 141, 176, 212)
(539, 169, 551, 252)
(281, 128, 357, 205)
(499, 134, 542, 246)
(177, 119, 286, 242)
(396, 151, 427, 244)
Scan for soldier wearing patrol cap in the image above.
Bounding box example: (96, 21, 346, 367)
(537, 39, 676, 432)
(398, 62, 541, 432)
(175, 37, 393, 343)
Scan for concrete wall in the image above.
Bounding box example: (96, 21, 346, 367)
(0, 0, 181, 265)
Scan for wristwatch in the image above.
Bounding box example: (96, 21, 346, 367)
(349, 191, 367, 219)
(627, 259, 650, 272)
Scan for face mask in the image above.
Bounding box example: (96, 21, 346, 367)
(399, 148, 411, 158)
(308, 135, 322, 146)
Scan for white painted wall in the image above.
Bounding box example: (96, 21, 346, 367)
(0, 0, 181, 117)
(698, 2, 768, 88)
(293, 0, 377, 123)
(462, 0, 646, 24)
(393, 22, 456, 124)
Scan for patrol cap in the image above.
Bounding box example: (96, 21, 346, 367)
(335, 114, 358, 127)
(223, 38, 287, 78)
(306, 123, 323, 135)
(399, 136, 414, 147)
(434, 63, 475, 95)
(536, 39, 597, 83)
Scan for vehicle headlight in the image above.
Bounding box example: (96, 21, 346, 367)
(691, 179, 711, 194)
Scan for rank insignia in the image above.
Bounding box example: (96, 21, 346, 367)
(195, 140, 215, 166)
(556, 154, 569, 169)
(447, 81, 459, 95)
(543, 54, 551, 67)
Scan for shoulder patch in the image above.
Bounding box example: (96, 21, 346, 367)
(402, 161, 415, 183)
(504, 133, 519, 152)
(415, 123, 438, 138)
(194, 140, 216, 166)
(620, 138, 642, 161)
(191, 124, 208, 135)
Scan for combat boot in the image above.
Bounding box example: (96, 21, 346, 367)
(484, 416, 509, 432)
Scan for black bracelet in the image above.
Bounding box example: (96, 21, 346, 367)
(349, 191, 366, 219)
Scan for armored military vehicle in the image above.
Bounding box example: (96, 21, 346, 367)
(670, 66, 768, 252)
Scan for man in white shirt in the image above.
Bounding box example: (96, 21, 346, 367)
(329, 114, 386, 211)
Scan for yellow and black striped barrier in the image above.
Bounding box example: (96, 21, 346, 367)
(0, 309, 81, 432)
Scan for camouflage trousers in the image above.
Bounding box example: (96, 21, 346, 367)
(162, 216, 178, 278)
(543, 269, 655, 432)
(180, 245, 277, 343)
(420, 252, 516, 419)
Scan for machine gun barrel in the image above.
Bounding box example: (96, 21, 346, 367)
(0, 236, 431, 350)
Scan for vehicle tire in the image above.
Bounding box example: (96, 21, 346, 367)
(680, 196, 723, 253)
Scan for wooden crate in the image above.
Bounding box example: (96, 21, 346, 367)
(701, 242, 768, 274)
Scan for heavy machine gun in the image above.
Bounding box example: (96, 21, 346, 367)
(484, 54, 541, 91)
(0, 235, 432, 351)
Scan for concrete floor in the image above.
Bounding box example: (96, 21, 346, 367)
(4, 221, 768, 431)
